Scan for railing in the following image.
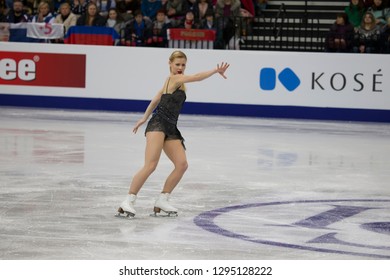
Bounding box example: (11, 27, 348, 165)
(272, 3, 287, 39)
(223, 5, 324, 52)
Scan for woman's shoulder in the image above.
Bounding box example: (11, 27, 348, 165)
(165, 75, 185, 92)
(169, 74, 186, 84)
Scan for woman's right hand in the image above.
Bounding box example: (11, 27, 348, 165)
(133, 118, 147, 134)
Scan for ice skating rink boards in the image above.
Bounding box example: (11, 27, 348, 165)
(0, 107, 389, 279)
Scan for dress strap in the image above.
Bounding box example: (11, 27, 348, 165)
(165, 78, 183, 93)
(165, 78, 170, 93)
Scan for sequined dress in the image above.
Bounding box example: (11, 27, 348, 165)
(145, 87, 187, 147)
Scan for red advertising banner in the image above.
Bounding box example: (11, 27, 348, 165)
(0, 51, 86, 88)
(168, 29, 216, 41)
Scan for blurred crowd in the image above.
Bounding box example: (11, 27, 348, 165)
(2, 0, 390, 53)
(325, 0, 390, 53)
(0, 0, 267, 48)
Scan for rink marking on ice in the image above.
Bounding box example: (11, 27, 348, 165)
(194, 199, 390, 259)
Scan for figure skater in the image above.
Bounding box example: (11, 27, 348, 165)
(117, 50, 230, 218)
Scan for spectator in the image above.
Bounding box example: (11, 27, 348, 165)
(200, 10, 215, 30)
(88, 0, 116, 18)
(106, 7, 125, 33)
(31, 1, 55, 23)
(380, 16, 390, 52)
(345, 0, 366, 28)
(178, 9, 199, 28)
(215, 0, 241, 21)
(147, 8, 170, 47)
(141, 0, 162, 21)
(5, 0, 30, 23)
(53, 0, 67, 13)
(116, 0, 133, 22)
(352, 11, 381, 53)
(76, 2, 107, 25)
(214, 0, 241, 48)
(121, 9, 152, 46)
(325, 13, 354, 52)
(54, 2, 77, 34)
(241, 0, 254, 17)
(91, 0, 116, 17)
(71, 0, 88, 16)
(115, 0, 141, 22)
(32, 0, 56, 14)
(165, 0, 188, 26)
(240, 5, 254, 36)
(200, 10, 216, 48)
(192, 0, 213, 22)
(367, 0, 389, 26)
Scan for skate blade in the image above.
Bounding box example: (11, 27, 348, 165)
(115, 207, 135, 219)
(115, 212, 135, 219)
(150, 211, 178, 218)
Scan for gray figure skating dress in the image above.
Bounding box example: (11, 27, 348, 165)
(145, 82, 186, 148)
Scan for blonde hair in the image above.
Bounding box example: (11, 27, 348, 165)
(169, 50, 187, 63)
(38, 1, 50, 12)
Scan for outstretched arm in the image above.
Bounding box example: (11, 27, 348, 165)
(132, 88, 163, 134)
(174, 62, 230, 84)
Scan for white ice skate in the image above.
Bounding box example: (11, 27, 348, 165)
(151, 193, 178, 217)
(115, 194, 137, 219)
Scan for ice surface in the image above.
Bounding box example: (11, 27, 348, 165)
(0, 107, 389, 260)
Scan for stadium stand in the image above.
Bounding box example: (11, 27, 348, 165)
(238, 0, 350, 51)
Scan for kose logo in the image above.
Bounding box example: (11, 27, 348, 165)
(0, 58, 36, 81)
(259, 67, 301, 92)
(259, 67, 384, 93)
(0, 51, 86, 88)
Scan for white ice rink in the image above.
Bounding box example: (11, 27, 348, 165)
(1, 107, 390, 260)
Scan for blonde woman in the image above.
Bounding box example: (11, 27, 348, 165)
(31, 1, 55, 23)
(117, 50, 229, 218)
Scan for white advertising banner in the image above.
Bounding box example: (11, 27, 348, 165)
(0, 42, 389, 111)
(26, 23, 64, 39)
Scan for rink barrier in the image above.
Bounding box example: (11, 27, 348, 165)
(1, 94, 389, 123)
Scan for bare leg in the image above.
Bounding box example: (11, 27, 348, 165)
(128, 132, 165, 195)
(161, 139, 188, 193)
